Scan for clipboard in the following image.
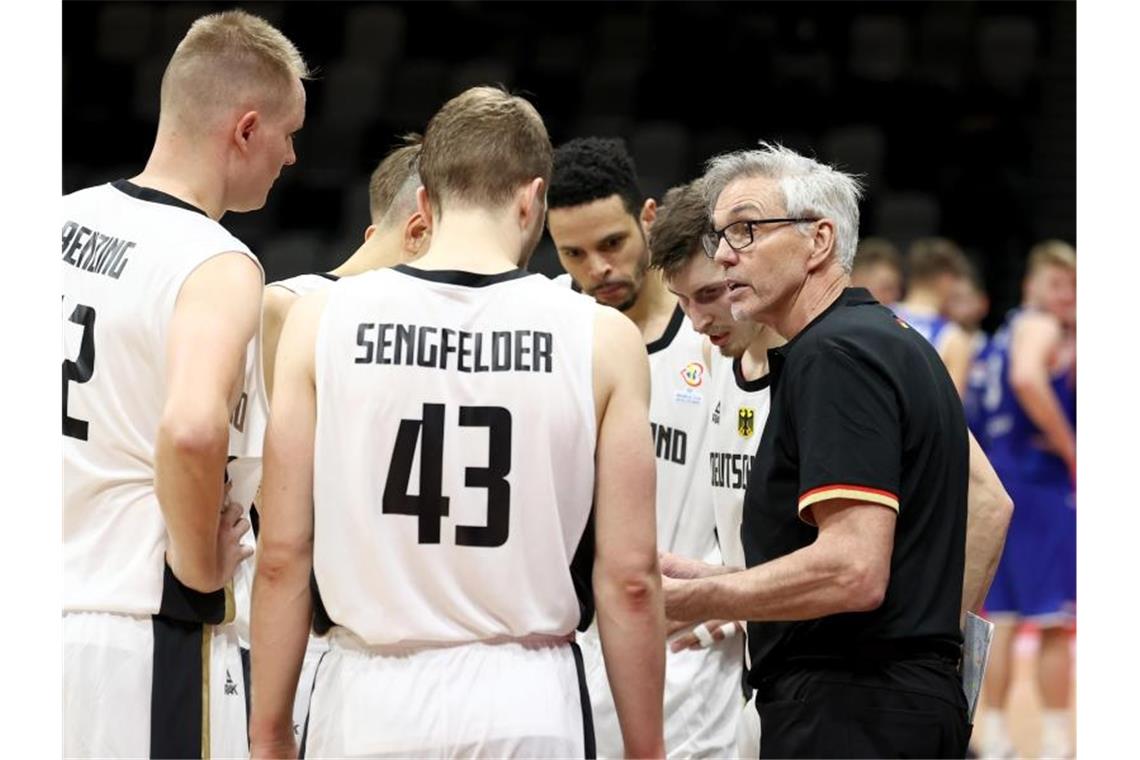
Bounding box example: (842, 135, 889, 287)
(961, 611, 995, 722)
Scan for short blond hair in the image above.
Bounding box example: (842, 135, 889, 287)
(160, 10, 309, 130)
(368, 134, 422, 226)
(419, 86, 552, 215)
(1027, 239, 1076, 276)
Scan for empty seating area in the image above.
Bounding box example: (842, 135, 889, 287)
(63, 1, 1073, 317)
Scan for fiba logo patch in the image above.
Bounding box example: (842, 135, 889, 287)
(737, 406, 756, 438)
(680, 362, 704, 388)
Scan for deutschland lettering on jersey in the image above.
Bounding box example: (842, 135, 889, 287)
(709, 452, 755, 490)
(650, 421, 687, 464)
(354, 322, 553, 373)
(61, 220, 134, 280)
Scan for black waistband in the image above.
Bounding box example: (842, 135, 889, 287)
(780, 637, 961, 667)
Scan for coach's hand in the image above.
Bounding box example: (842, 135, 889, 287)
(659, 552, 723, 580)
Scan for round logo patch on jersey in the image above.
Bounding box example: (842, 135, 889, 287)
(680, 362, 705, 388)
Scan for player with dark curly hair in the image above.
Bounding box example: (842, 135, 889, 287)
(547, 138, 742, 758)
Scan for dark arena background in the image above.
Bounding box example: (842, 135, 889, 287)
(62, 1, 1075, 332)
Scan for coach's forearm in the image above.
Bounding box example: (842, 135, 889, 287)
(594, 563, 666, 759)
(962, 433, 1014, 616)
(667, 541, 884, 623)
(155, 412, 229, 592)
(249, 541, 313, 744)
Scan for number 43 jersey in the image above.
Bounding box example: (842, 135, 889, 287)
(312, 265, 598, 647)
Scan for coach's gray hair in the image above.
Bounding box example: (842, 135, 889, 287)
(702, 142, 865, 272)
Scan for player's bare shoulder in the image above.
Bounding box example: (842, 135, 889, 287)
(592, 303, 651, 416)
(277, 287, 333, 374)
(263, 283, 300, 324)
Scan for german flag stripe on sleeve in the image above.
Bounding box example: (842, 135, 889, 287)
(798, 484, 900, 515)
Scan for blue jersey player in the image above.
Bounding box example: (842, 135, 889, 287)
(979, 241, 1076, 759)
(891, 238, 974, 395)
(947, 266, 993, 444)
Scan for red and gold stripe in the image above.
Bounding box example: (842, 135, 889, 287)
(798, 484, 899, 523)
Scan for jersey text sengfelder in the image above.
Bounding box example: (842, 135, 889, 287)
(355, 322, 554, 373)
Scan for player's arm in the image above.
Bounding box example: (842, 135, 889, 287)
(249, 290, 327, 760)
(961, 430, 1014, 618)
(939, 323, 973, 397)
(1009, 312, 1076, 477)
(591, 305, 666, 759)
(261, 285, 299, 402)
(156, 252, 262, 592)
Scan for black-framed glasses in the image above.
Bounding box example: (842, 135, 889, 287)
(701, 217, 819, 258)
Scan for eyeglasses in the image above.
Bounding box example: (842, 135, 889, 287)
(701, 217, 819, 258)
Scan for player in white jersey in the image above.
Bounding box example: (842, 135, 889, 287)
(547, 139, 739, 758)
(647, 180, 784, 758)
(243, 138, 431, 741)
(62, 11, 308, 758)
(263, 135, 430, 398)
(250, 86, 666, 759)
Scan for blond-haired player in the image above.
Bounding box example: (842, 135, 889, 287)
(250, 87, 665, 759)
(63, 10, 307, 757)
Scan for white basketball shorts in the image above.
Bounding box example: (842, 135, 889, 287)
(303, 628, 594, 758)
(64, 610, 248, 758)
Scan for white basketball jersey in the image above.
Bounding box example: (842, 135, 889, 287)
(704, 350, 771, 569)
(63, 180, 262, 616)
(582, 306, 739, 759)
(312, 265, 597, 646)
(647, 306, 717, 562)
(550, 272, 574, 288)
(270, 271, 341, 296)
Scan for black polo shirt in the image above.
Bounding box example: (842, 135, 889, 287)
(743, 287, 968, 686)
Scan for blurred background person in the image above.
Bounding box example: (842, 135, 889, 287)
(893, 237, 975, 394)
(947, 259, 992, 351)
(851, 236, 903, 306)
(951, 261, 995, 446)
(979, 241, 1076, 760)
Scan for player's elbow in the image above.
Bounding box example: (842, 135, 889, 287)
(255, 535, 310, 587)
(158, 410, 229, 462)
(595, 561, 661, 613)
(993, 491, 1015, 528)
(1008, 367, 1043, 397)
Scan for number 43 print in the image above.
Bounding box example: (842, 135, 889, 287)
(383, 403, 512, 547)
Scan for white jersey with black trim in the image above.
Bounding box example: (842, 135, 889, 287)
(705, 350, 772, 569)
(269, 271, 341, 296)
(647, 305, 717, 562)
(63, 179, 263, 616)
(582, 305, 740, 759)
(312, 264, 597, 646)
